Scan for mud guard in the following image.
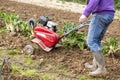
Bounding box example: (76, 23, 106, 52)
(31, 38, 53, 52)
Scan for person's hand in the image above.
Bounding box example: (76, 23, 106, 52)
(79, 15, 87, 23)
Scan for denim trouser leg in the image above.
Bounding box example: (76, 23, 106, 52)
(87, 14, 114, 52)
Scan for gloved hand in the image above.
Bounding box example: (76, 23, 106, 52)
(79, 15, 87, 23)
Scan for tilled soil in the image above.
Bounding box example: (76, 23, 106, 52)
(0, 0, 120, 80)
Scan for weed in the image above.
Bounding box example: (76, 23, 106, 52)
(79, 75, 89, 80)
(20, 69, 38, 77)
(56, 64, 70, 74)
(26, 57, 32, 65)
(12, 64, 38, 77)
(12, 65, 21, 74)
(115, 0, 120, 10)
(7, 50, 21, 55)
(41, 74, 52, 80)
(0, 28, 7, 35)
(0, 50, 3, 54)
(78, 75, 105, 80)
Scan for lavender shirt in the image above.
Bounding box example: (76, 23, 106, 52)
(83, 0, 115, 17)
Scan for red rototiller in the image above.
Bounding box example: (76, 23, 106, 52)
(23, 16, 89, 54)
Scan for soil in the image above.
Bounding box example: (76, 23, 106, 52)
(0, 0, 120, 80)
(11, 0, 86, 13)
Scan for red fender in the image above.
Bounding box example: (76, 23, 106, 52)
(34, 27, 60, 47)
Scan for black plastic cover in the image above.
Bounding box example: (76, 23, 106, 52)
(39, 16, 50, 26)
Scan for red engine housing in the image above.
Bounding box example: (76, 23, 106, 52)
(34, 26, 60, 47)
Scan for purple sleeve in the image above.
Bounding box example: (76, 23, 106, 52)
(83, 0, 100, 17)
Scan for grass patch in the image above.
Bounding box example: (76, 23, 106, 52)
(41, 74, 53, 80)
(7, 50, 21, 55)
(56, 64, 70, 74)
(26, 57, 32, 65)
(78, 75, 92, 80)
(12, 66, 38, 77)
(20, 69, 38, 77)
(0, 28, 7, 35)
(78, 75, 109, 80)
(12, 65, 21, 74)
(0, 50, 3, 54)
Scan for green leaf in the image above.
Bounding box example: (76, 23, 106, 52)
(78, 42, 84, 50)
(26, 57, 32, 65)
(59, 22, 86, 49)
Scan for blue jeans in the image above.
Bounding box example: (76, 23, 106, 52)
(87, 14, 114, 52)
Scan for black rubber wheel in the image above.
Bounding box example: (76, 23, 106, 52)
(28, 18, 37, 29)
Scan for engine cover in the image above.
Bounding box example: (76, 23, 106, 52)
(39, 16, 50, 26)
